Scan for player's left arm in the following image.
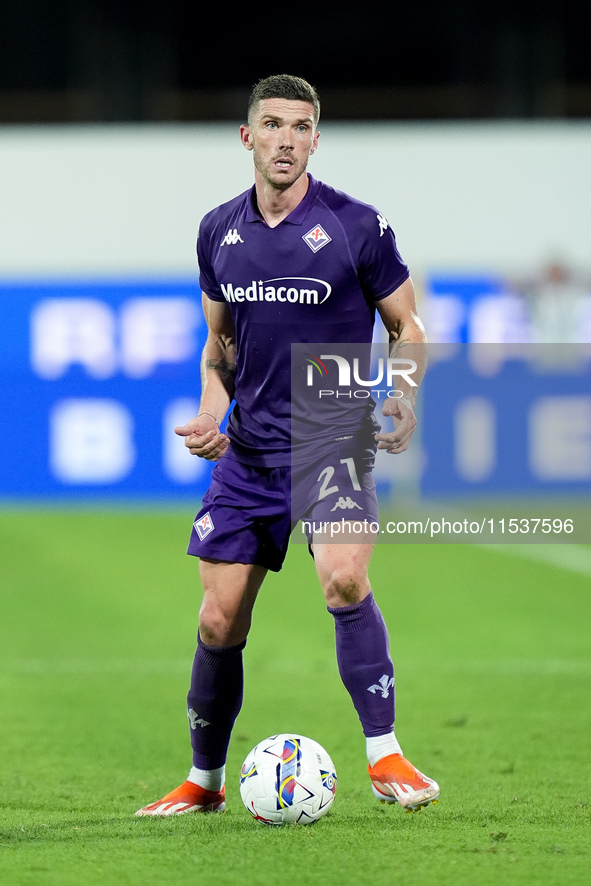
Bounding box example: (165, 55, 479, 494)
(375, 276, 427, 454)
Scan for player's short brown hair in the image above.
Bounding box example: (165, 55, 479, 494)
(248, 75, 320, 124)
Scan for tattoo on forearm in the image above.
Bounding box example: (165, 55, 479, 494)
(205, 358, 237, 380)
(204, 358, 237, 396)
(388, 324, 411, 354)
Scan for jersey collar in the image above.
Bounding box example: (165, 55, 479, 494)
(245, 175, 320, 226)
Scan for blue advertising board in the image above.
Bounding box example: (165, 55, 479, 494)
(420, 346, 591, 496)
(0, 279, 213, 499)
(1, 279, 590, 501)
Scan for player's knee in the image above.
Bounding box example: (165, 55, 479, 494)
(321, 568, 370, 608)
(198, 599, 251, 647)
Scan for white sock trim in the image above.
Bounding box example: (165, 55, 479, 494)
(187, 764, 225, 791)
(366, 731, 403, 768)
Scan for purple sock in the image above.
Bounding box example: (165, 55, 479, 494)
(328, 592, 395, 737)
(186, 634, 246, 770)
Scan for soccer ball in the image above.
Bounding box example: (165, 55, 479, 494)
(239, 734, 337, 825)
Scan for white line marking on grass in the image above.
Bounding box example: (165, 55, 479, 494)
(477, 544, 591, 578)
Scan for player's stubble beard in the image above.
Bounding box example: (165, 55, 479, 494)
(252, 144, 310, 193)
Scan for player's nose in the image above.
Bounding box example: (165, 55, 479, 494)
(278, 127, 294, 148)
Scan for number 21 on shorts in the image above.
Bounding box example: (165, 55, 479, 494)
(316, 458, 361, 501)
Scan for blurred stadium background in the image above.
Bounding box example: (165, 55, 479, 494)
(1, 0, 590, 508)
(1, 9, 590, 885)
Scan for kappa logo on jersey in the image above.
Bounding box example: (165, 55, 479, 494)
(377, 214, 389, 237)
(221, 228, 244, 246)
(303, 224, 332, 253)
(367, 674, 395, 699)
(194, 512, 214, 539)
(330, 496, 363, 512)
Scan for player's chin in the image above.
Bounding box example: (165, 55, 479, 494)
(268, 165, 302, 188)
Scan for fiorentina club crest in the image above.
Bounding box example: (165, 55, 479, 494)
(303, 224, 332, 253)
(194, 512, 214, 540)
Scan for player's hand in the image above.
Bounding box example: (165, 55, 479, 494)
(174, 415, 229, 461)
(375, 397, 416, 454)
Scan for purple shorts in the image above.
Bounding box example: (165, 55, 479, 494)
(187, 451, 379, 572)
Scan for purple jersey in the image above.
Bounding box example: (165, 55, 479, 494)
(197, 175, 409, 467)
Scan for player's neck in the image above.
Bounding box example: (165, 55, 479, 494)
(254, 172, 310, 228)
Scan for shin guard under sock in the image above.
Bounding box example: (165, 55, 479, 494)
(328, 592, 395, 737)
(186, 634, 246, 770)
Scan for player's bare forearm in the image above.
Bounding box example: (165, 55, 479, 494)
(386, 324, 427, 409)
(200, 340, 237, 419)
(377, 277, 427, 406)
(173, 342, 234, 460)
(375, 277, 427, 452)
(199, 294, 237, 421)
(173, 295, 236, 460)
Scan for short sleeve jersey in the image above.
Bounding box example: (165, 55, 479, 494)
(197, 175, 409, 467)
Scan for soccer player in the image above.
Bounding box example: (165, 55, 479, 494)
(136, 74, 439, 817)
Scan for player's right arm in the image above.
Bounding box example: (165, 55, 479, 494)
(174, 294, 237, 461)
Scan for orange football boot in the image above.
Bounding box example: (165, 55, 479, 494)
(135, 780, 225, 817)
(369, 754, 439, 811)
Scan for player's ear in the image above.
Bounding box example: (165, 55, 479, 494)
(310, 129, 320, 155)
(240, 124, 254, 152)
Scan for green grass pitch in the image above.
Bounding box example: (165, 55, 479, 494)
(0, 508, 589, 885)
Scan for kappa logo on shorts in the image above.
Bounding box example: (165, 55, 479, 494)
(303, 223, 332, 253)
(194, 512, 215, 540)
(330, 496, 363, 512)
